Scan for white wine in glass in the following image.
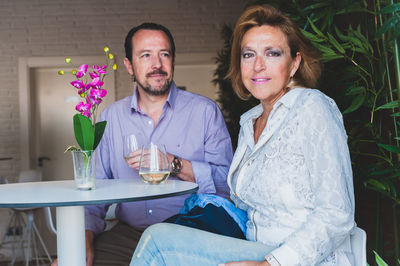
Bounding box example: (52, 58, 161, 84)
(139, 143, 170, 184)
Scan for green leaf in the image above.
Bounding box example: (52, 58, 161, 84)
(390, 112, 400, 117)
(327, 32, 345, 54)
(373, 250, 389, 266)
(378, 143, 400, 153)
(365, 179, 387, 191)
(93, 121, 107, 150)
(375, 100, 399, 110)
(378, 3, 400, 14)
(73, 114, 94, 151)
(376, 16, 400, 38)
(308, 18, 325, 38)
(345, 86, 365, 96)
(343, 93, 366, 114)
(388, 182, 398, 198)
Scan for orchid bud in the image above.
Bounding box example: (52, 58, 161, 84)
(72, 69, 77, 75)
(80, 93, 85, 98)
(108, 53, 114, 59)
(104, 47, 109, 53)
(65, 58, 71, 63)
(58, 70, 65, 75)
(112, 64, 117, 70)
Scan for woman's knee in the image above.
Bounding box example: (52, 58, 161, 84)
(143, 223, 174, 238)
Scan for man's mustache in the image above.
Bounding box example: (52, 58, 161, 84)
(146, 70, 168, 77)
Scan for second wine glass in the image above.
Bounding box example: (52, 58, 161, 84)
(139, 143, 170, 184)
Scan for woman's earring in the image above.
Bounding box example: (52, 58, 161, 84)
(286, 76, 294, 91)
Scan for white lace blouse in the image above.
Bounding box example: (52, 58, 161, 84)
(228, 88, 355, 266)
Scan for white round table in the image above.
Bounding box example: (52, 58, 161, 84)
(0, 178, 198, 266)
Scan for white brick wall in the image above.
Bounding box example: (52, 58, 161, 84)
(0, 0, 248, 178)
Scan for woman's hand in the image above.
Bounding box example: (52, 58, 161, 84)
(219, 260, 270, 266)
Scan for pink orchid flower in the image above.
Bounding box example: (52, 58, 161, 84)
(89, 88, 108, 104)
(75, 101, 92, 118)
(87, 77, 104, 89)
(76, 64, 88, 78)
(70, 80, 89, 94)
(93, 64, 107, 74)
(89, 72, 99, 79)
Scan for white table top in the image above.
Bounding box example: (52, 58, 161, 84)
(0, 179, 198, 208)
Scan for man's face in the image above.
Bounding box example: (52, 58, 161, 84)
(124, 29, 174, 96)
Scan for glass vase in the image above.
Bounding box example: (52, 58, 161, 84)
(71, 150, 95, 190)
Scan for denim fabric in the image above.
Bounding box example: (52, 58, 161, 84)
(130, 223, 274, 266)
(179, 194, 248, 235)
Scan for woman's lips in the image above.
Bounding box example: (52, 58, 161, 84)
(251, 77, 270, 84)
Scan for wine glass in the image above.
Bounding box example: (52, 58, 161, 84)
(139, 143, 170, 184)
(123, 134, 139, 163)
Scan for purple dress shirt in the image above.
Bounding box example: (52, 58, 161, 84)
(85, 82, 233, 234)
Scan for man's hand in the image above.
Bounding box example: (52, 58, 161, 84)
(167, 153, 195, 183)
(50, 230, 95, 266)
(125, 149, 142, 170)
(219, 261, 270, 266)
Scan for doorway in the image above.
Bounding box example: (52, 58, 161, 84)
(18, 56, 115, 181)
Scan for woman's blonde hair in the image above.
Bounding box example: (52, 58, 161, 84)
(226, 4, 322, 100)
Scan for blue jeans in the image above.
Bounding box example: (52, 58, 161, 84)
(130, 223, 274, 266)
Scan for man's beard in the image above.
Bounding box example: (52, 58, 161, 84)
(137, 69, 171, 96)
(138, 79, 171, 96)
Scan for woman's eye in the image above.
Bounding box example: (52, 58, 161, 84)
(267, 50, 282, 57)
(242, 52, 254, 59)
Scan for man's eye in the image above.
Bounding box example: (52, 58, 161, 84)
(141, 53, 150, 58)
(161, 52, 170, 57)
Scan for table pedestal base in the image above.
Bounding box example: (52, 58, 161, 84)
(56, 206, 86, 266)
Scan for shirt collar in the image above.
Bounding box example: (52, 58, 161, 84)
(239, 87, 304, 126)
(130, 81, 178, 112)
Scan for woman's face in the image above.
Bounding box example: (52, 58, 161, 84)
(240, 25, 301, 105)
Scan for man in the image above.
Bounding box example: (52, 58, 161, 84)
(82, 23, 232, 266)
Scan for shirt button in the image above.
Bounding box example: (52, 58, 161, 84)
(148, 121, 152, 125)
(148, 209, 153, 215)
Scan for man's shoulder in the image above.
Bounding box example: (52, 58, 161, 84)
(175, 89, 219, 110)
(100, 96, 131, 118)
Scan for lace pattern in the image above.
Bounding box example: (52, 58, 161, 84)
(228, 88, 355, 266)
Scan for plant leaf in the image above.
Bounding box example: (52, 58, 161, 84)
(378, 143, 400, 153)
(378, 3, 400, 14)
(73, 114, 94, 151)
(373, 250, 389, 266)
(343, 93, 366, 114)
(365, 179, 387, 191)
(93, 121, 107, 150)
(308, 18, 325, 38)
(327, 32, 345, 54)
(345, 86, 365, 96)
(376, 100, 399, 110)
(376, 16, 400, 39)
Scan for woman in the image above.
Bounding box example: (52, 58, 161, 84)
(130, 4, 355, 266)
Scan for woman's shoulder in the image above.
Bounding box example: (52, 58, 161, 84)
(296, 88, 345, 129)
(297, 88, 341, 114)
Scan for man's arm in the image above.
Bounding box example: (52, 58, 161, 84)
(173, 103, 233, 197)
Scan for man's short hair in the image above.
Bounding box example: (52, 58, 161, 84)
(124, 22, 176, 62)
